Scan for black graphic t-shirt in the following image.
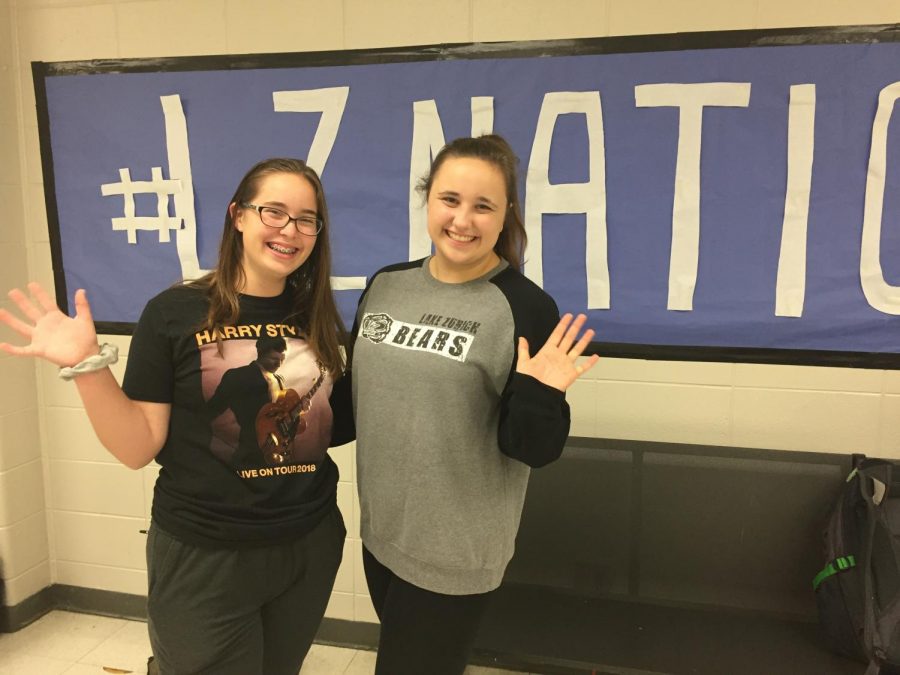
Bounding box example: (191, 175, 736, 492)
(122, 284, 341, 547)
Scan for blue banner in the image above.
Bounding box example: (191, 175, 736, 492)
(34, 28, 900, 364)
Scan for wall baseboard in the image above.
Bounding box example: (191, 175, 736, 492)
(0, 584, 589, 673)
(0, 585, 383, 659)
(0, 585, 377, 642)
(54, 585, 149, 622)
(4, 581, 841, 674)
(314, 617, 379, 650)
(0, 585, 55, 634)
(0, 584, 146, 633)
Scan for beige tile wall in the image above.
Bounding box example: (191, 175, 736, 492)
(0, 0, 49, 608)
(3, 0, 900, 623)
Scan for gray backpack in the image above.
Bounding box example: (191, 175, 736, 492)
(814, 459, 900, 674)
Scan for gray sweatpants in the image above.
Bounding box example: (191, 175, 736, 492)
(145, 507, 345, 675)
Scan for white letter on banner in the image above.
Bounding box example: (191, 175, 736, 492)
(274, 87, 365, 291)
(160, 94, 208, 280)
(408, 99, 495, 260)
(524, 92, 609, 308)
(409, 100, 446, 261)
(273, 87, 349, 176)
(775, 84, 816, 318)
(635, 83, 751, 311)
(860, 81, 900, 314)
(471, 97, 494, 137)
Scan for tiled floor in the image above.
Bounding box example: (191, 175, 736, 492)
(0, 610, 531, 674)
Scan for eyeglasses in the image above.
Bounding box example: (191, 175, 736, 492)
(242, 203, 323, 236)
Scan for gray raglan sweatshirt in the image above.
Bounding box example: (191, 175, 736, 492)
(351, 258, 571, 595)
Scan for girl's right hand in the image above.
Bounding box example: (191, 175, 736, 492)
(0, 282, 100, 367)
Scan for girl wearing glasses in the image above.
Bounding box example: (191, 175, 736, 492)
(347, 134, 600, 674)
(0, 158, 349, 675)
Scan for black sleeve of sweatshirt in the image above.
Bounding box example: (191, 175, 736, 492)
(329, 372, 356, 447)
(498, 373, 571, 467)
(329, 279, 365, 448)
(492, 267, 571, 468)
(330, 261, 423, 448)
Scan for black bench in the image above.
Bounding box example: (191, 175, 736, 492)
(469, 437, 863, 674)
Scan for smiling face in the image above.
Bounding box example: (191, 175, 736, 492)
(426, 156, 507, 283)
(232, 172, 318, 297)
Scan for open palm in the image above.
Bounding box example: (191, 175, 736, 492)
(0, 282, 99, 367)
(516, 313, 600, 392)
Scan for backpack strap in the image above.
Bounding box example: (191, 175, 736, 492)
(812, 555, 856, 590)
(858, 461, 893, 672)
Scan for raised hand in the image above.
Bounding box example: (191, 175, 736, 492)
(0, 282, 100, 367)
(516, 313, 600, 392)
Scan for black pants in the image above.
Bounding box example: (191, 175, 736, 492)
(363, 546, 494, 675)
(146, 507, 345, 675)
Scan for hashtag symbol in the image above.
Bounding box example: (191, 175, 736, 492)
(100, 167, 183, 244)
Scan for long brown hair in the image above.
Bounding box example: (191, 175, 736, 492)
(190, 158, 347, 376)
(417, 134, 527, 270)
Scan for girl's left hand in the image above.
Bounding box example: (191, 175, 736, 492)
(516, 313, 600, 392)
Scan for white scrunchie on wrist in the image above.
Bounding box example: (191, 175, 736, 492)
(58, 343, 119, 381)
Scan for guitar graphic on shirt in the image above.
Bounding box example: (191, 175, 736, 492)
(255, 362, 326, 466)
